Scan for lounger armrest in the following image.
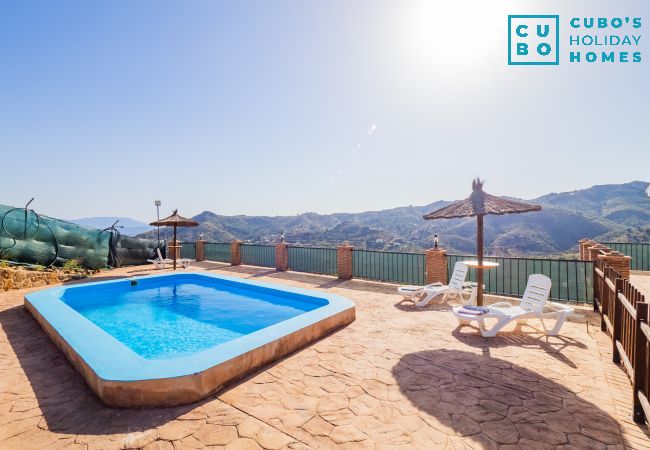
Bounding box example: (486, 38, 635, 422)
(424, 286, 449, 293)
(547, 301, 574, 312)
(489, 301, 513, 308)
(399, 286, 424, 292)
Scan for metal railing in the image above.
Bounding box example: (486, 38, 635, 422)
(352, 249, 425, 285)
(288, 246, 337, 276)
(181, 241, 595, 303)
(603, 242, 650, 271)
(204, 242, 231, 263)
(180, 242, 196, 259)
(447, 255, 593, 303)
(241, 244, 275, 268)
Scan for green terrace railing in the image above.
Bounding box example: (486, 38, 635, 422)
(602, 242, 650, 271)
(180, 242, 196, 259)
(288, 246, 337, 276)
(447, 255, 593, 303)
(241, 244, 276, 268)
(352, 249, 425, 285)
(204, 242, 231, 263)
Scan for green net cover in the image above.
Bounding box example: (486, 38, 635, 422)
(109, 234, 160, 267)
(0, 204, 110, 268)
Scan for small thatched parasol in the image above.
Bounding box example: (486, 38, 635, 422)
(150, 209, 199, 269)
(423, 179, 541, 306)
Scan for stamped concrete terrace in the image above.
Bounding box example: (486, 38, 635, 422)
(1, 262, 649, 449)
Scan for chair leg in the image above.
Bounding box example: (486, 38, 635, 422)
(416, 292, 439, 308)
(466, 287, 477, 305)
(401, 292, 423, 304)
(539, 313, 569, 336)
(478, 316, 513, 337)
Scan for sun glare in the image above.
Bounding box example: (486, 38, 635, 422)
(395, 2, 506, 85)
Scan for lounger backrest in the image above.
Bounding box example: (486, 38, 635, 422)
(519, 274, 552, 313)
(448, 262, 469, 290)
(156, 247, 164, 261)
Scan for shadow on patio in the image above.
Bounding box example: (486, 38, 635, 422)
(392, 348, 624, 448)
(450, 322, 589, 369)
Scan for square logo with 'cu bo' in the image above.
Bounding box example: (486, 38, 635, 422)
(508, 15, 560, 65)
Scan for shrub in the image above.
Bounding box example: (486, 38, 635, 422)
(0, 248, 11, 262)
(63, 258, 84, 272)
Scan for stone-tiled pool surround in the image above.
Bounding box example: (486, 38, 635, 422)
(24, 272, 355, 407)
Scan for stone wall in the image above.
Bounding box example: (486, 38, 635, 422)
(425, 248, 448, 284)
(577, 239, 632, 280)
(0, 267, 66, 291)
(336, 245, 353, 280)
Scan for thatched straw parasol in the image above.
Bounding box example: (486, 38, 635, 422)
(150, 209, 198, 270)
(423, 179, 541, 306)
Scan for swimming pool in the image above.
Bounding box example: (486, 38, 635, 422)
(25, 272, 355, 407)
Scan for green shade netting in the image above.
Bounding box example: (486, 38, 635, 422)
(109, 234, 160, 267)
(0, 204, 110, 268)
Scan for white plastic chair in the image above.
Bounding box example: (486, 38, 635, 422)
(452, 274, 574, 337)
(398, 262, 470, 307)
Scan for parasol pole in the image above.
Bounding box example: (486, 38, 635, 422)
(477, 214, 484, 306)
(173, 224, 177, 270)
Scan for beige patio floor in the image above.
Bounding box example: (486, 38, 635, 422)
(1, 263, 649, 449)
(630, 271, 650, 300)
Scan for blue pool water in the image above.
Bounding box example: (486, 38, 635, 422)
(61, 276, 324, 359)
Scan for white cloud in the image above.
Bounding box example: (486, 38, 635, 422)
(367, 124, 377, 136)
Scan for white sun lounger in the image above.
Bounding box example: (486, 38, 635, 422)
(452, 274, 574, 337)
(178, 258, 192, 269)
(147, 247, 193, 269)
(147, 248, 174, 269)
(398, 261, 470, 307)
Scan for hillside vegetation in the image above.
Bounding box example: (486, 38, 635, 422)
(138, 181, 650, 256)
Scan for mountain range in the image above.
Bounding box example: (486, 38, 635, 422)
(69, 217, 152, 237)
(133, 181, 650, 256)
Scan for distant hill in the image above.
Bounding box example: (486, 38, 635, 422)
(69, 217, 152, 237)
(532, 181, 650, 227)
(136, 181, 650, 256)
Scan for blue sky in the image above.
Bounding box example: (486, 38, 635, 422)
(1, 1, 649, 222)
